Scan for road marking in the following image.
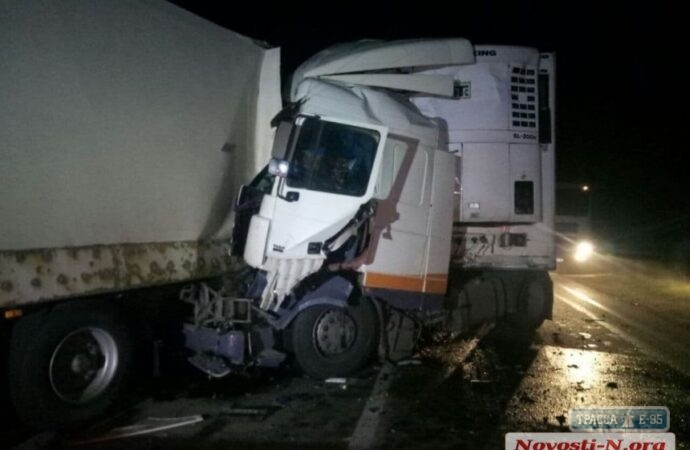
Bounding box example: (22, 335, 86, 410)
(556, 282, 686, 353)
(348, 325, 493, 449)
(555, 292, 690, 376)
(556, 282, 686, 354)
(348, 362, 396, 450)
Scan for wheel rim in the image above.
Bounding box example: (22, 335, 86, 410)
(49, 327, 119, 404)
(313, 308, 357, 357)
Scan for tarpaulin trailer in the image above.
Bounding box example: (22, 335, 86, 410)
(0, 0, 280, 427)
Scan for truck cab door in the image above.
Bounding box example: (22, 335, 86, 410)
(363, 136, 435, 296)
(265, 115, 387, 261)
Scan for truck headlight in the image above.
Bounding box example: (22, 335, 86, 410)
(574, 241, 594, 262)
(268, 157, 290, 178)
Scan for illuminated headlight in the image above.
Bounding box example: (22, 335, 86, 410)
(574, 241, 594, 262)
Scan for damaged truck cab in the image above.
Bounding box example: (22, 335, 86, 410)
(184, 39, 556, 379)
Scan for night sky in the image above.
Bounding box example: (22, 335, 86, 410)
(170, 1, 687, 241)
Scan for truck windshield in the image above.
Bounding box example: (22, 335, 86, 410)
(286, 116, 379, 196)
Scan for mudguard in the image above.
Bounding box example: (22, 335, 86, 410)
(268, 275, 355, 330)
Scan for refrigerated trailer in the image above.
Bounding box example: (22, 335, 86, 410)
(183, 40, 556, 379)
(0, 0, 280, 427)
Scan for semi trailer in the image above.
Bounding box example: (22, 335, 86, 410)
(0, 0, 280, 428)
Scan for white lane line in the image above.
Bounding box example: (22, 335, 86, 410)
(559, 285, 623, 318)
(556, 293, 690, 376)
(348, 325, 493, 449)
(556, 283, 684, 354)
(348, 362, 396, 450)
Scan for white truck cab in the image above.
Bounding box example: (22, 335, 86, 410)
(185, 38, 556, 379)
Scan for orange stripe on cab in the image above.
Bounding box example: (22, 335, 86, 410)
(424, 275, 449, 294)
(364, 272, 448, 294)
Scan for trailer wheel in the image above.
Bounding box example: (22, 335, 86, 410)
(290, 298, 378, 379)
(9, 304, 134, 429)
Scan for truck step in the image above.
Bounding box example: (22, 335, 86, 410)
(188, 353, 232, 378)
(255, 349, 286, 368)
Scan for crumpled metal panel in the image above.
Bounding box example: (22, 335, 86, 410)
(0, 240, 233, 307)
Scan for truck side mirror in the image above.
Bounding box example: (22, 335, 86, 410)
(285, 191, 300, 202)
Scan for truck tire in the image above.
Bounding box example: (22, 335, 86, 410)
(9, 303, 134, 429)
(515, 272, 552, 330)
(289, 298, 378, 379)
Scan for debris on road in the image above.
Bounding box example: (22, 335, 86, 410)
(325, 377, 348, 384)
(397, 359, 422, 366)
(70, 415, 204, 444)
(470, 379, 493, 392)
(219, 407, 275, 419)
(606, 381, 619, 389)
(578, 332, 592, 340)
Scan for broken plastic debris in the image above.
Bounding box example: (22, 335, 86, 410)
(325, 377, 347, 384)
(397, 359, 422, 366)
(221, 407, 270, 417)
(578, 332, 592, 340)
(71, 415, 204, 444)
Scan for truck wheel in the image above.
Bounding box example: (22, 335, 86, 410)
(515, 272, 551, 330)
(290, 298, 378, 379)
(9, 304, 134, 429)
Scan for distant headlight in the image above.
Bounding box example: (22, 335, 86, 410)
(574, 241, 594, 262)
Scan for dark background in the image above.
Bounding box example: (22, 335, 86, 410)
(170, 1, 687, 248)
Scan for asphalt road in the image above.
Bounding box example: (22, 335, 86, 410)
(6, 257, 690, 449)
